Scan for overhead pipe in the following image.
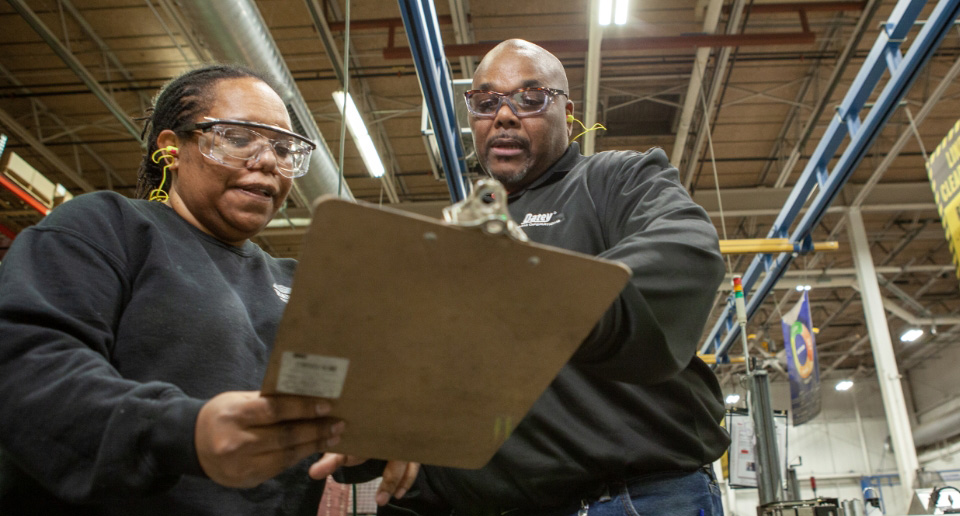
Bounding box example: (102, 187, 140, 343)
(913, 408, 960, 447)
(177, 0, 354, 205)
(327, 14, 461, 31)
(383, 32, 816, 59)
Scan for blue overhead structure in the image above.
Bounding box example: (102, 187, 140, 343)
(397, 0, 469, 203)
(701, 0, 960, 360)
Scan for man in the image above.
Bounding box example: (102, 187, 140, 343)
(369, 39, 729, 515)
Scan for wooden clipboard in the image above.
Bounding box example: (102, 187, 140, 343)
(261, 196, 631, 469)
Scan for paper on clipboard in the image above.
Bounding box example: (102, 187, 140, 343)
(261, 196, 631, 469)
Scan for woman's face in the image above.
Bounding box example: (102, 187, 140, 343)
(161, 77, 295, 246)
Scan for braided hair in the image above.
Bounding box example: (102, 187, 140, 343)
(136, 64, 276, 199)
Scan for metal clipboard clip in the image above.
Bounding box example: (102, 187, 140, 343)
(442, 178, 529, 242)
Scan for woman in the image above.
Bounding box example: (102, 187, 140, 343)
(0, 65, 412, 515)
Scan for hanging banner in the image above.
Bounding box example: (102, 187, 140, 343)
(925, 119, 960, 281)
(781, 291, 821, 425)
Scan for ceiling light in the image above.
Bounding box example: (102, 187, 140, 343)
(614, 0, 629, 25)
(835, 380, 854, 391)
(795, 284, 812, 291)
(725, 393, 741, 404)
(332, 91, 385, 178)
(900, 328, 924, 343)
(599, 0, 613, 26)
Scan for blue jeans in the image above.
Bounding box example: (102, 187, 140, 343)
(546, 467, 724, 516)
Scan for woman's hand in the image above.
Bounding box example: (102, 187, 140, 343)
(195, 391, 345, 488)
(309, 454, 420, 506)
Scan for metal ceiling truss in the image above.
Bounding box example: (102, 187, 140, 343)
(701, 0, 960, 360)
(7, 0, 142, 143)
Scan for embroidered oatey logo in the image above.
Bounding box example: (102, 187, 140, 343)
(519, 211, 564, 227)
(273, 283, 291, 303)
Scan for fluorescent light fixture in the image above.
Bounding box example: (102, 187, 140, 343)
(900, 328, 924, 343)
(725, 394, 741, 404)
(332, 91, 385, 178)
(835, 380, 854, 391)
(795, 284, 812, 291)
(599, 0, 613, 25)
(614, 0, 629, 25)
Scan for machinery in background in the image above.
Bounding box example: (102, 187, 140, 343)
(757, 498, 840, 516)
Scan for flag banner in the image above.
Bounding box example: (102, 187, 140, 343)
(781, 291, 821, 425)
(925, 119, 960, 281)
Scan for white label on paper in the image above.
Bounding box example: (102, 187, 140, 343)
(276, 352, 349, 398)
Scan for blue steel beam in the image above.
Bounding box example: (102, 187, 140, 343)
(397, 0, 468, 202)
(701, 0, 960, 359)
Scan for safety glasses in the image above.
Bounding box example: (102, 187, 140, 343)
(463, 87, 568, 118)
(176, 117, 316, 178)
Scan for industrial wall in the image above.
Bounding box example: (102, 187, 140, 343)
(721, 354, 960, 516)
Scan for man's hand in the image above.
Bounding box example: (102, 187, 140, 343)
(195, 391, 345, 488)
(309, 455, 420, 506)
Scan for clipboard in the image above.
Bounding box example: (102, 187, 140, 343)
(261, 196, 631, 469)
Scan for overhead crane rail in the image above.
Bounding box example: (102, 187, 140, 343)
(700, 0, 960, 362)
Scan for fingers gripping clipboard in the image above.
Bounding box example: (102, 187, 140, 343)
(261, 195, 631, 469)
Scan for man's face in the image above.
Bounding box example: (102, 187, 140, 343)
(470, 52, 572, 193)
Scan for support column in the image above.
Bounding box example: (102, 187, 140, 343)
(582, 0, 603, 156)
(748, 369, 783, 506)
(847, 208, 919, 509)
(852, 388, 874, 474)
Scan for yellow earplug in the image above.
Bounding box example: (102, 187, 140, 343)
(148, 146, 178, 202)
(567, 116, 606, 142)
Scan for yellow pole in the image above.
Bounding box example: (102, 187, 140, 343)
(719, 239, 839, 255)
(698, 354, 746, 364)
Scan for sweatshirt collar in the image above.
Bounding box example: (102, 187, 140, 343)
(507, 142, 583, 200)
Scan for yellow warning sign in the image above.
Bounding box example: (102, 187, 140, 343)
(926, 119, 960, 282)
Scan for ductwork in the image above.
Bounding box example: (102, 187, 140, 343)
(176, 0, 353, 205)
(913, 410, 960, 448)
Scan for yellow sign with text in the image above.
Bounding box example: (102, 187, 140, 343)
(926, 119, 960, 282)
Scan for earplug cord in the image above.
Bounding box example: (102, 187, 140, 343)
(568, 114, 606, 142)
(149, 146, 177, 202)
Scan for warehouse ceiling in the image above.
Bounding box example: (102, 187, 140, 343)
(1, 0, 959, 421)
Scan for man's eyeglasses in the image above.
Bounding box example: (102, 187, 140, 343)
(175, 117, 317, 178)
(463, 87, 568, 118)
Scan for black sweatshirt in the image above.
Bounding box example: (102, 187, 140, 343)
(380, 143, 730, 513)
(0, 191, 322, 515)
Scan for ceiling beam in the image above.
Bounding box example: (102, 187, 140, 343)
(770, 0, 884, 188)
(693, 181, 936, 217)
(7, 0, 142, 143)
(59, 0, 152, 106)
(0, 106, 96, 193)
(0, 63, 124, 190)
(383, 32, 817, 59)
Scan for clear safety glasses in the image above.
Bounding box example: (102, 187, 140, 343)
(463, 87, 568, 118)
(176, 117, 316, 178)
